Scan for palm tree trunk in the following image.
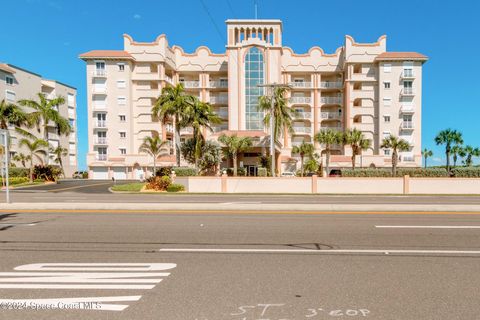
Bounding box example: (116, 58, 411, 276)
(325, 150, 330, 177)
(233, 153, 238, 177)
(351, 154, 356, 170)
(424, 156, 427, 169)
(29, 157, 33, 183)
(453, 154, 457, 167)
(174, 123, 181, 167)
(43, 123, 49, 165)
(153, 157, 156, 177)
(300, 155, 304, 177)
(446, 150, 450, 172)
(392, 150, 397, 177)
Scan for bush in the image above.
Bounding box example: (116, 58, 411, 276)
(1, 177, 29, 185)
(223, 167, 247, 176)
(451, 167, 480, 177)
(82, 172, 89, 179)
(342, 168, 449, 177)
(155, 167, 172, 177)
(341, 168, 391, 177)
(257, 167, 267, 177)
(172, 167, 196, 176)
(397, 168, 448, 177)
(145, 175, 171, 191)
(8, 167, 29, 178)
(33, 165, 62, 181)
(166, 183, 185, 192)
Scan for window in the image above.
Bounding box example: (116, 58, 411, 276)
(69, 155, 76, 165)
(119, 148, 126, 155)
(117, 80, 126, 88)
(382, 131, 391, 139)
(5, 76, 14, 86)
(383, 64, 391, 73)
(244, 47, 264, 130)
(69, 119, 75, 128)
(119, 131, 126, 138)
(5, 90, 15, 102)
(384, 149, 391, 156)
(383, 97, 392, 106)
(117, 96, 126, 105)
(384, 82, 391, 89)
(95, 62, 105, 70)
(117, 63, 125, 71)
(67, 93, 75, 106)
(119, 115, 126, 122)
(383, 115, 391, 123)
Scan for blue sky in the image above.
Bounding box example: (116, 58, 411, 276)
(1, 0, 479, 169)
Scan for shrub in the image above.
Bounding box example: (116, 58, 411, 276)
(33, 165, 62, 181)
(257, 167, 267, 177)
(172, 167, 197, 176)
(451, 167, 480, 177)
(82, 172, 89, 179)
(341, 168, 391, 177)
(8, 167, 29, 178)
(155, 167, 172, 177)
(1, 177, 29, 185)
(342, 168, 449, 177)
(145, 175, 171, 191)
(166, 183, 185, 192)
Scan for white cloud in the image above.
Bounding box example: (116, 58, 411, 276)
(133, 14, 141, 19)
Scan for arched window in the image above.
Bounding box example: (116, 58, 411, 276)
(245, 47, 264, 130)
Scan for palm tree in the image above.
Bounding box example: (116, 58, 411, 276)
(218, 134, 253, 176)
(343, 129, 371, 170)
(434, 129, 463, 172)
(422, 148, 433, 169)
(182, 98, 221, 171)
(49, 146, 68, 177)
(304, 153, 321, 175)
(0, 99, 29, 130)
(152, 84, 192, 167)
(19, 93, 71, 163)
(138, 135, 169, 177)
(314, 129, 342, 176)
(13, 153, 30, 168)
(18, 137, 49, 182)
(451, 145, 464, 167)
(381, 135, 410, 176)
(463, 145, 480, 167)
(291, 142, 314, 177)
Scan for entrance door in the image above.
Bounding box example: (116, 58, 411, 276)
(246, 165, 257, 176)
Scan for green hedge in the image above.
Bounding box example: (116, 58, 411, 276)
(451, 167, 480, 177)
(257, 167, 267, 177)
(166, 183, 185, 192)
(173, 167, 197, 176)
(341, 168, 448, 177)
(8, 168, 29, 178)
(1, 177, 29, 185)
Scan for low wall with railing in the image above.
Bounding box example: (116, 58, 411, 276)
(173, 175, 480, 194)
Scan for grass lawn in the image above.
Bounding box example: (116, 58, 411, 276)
(111, 183, 145, 192)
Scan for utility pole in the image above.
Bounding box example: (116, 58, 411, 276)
(257, 83, 291, 177)
(0, 130, 9, 203)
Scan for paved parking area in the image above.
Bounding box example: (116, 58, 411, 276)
(13, 180, 132, 194)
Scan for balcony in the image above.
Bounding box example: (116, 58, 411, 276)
(131, 72, 161, 81)
(43, 93, 56, 100)
(92, 104, 107, 112)
(294, 112, 311, 120)
(180, 127, 193, 135)
(96, 154, 108, 161)
(400, 121, 414, 130)
(94, 120, 107, 128)
(401, 70, 415, 79)
(400, 136, 415, 146)
(400, 105, 415, 114)
(320, 81, 343, 89)
(92, 86, 107, 94)
(401, 155, 415, 162)
(321, 112, 342, 120)
(320, 143, 343, 150)
(165, 125, 174, 134)
(212, 126, 228, 133)
(210, 95, 228, 104)
(93, 70, 107, 77)
(289, 81, 312, 89)
(321, 96, 343, 105)
(135, 88, 159, 99)
(289, 96, 312, 104)
(68, 108, 75, 118)
(292, 126, 312, 135)
(320, 124, 343, 131)
(163, 75, 174, 85)
(47, 132, 60, 141)
(94, 137, 108, 145)
(180, 81, 200, 88)
(400, 88, 415, 96)
(209, 80, 228, 88)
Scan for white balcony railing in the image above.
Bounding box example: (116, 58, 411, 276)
(401, 155, 415, 162)
(401, 88, 415, 96)
(289, 81, 312, 88)
(320, 81, 343, 89)
(320, 125, 343, 131)
(400, 121, 414, 130)
(92, 86, 107, 94)
(43, 93, 56, 100)
(93, 70, 107, 77)
(180, 127, 193, 134)
(96, 154, 107, 161)
(401, 70, 415, 78)
(321, 112, 342, 120)
(210, 95, 228, 104)
(94, 137, 108, 145)
(321, 96, 343, 104)
(165, 125, 174, 133)
(47, 133, 60, 141)
(163, 75, 174, 84)
(180, 80, 200, 88)
(294, 112, 311, 119)
(95, 120, 107, 128)
(92, 104, 107, 111)
(212, 126, 228, 133)
(292, 126, 312, 134)
(320, 143, 343, 149)
(289, 96, 312, 104)
(209, 80, 228, 88)
(400, 105, 415, 113)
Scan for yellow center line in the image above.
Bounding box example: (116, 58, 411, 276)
(44, 182, 112, 192)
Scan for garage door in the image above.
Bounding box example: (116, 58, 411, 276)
(92, 167, 108, 180)
(112, 167, 127, 180)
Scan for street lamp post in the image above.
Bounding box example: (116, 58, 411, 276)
(0, 129, 10, 204)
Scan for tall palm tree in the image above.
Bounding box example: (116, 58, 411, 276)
(218, 134, 253, 176)
(434, 129, 463, 172)
(451, 145, 464, 168)
(291, 142, 314, 177)
(463, 145, 480, 167)
(343, 129, 371, 170)
(49, 146, 68, 177)
(0, 99, 29, 130)
(138, 135, 169, 177)
(381, 135, 410, 176)
(422, 148, 433, 169)
(152, 84, 192, 167)
(18, 137, 48, 182)
(182, 98, 221, 171)
(314, 129, 342, 176)
(13, 153, 30, 168)
(258, 87, 296, 142)
(18, 93, 71, 163)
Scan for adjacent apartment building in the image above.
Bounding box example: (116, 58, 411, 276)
(80, 19, 427, 179)
(0, 63, 78, 177)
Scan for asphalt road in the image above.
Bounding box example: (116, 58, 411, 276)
(4, 179, 480, 205)
(0, 210, 479, 319)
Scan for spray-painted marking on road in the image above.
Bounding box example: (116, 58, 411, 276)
(0, 263, 176, 311)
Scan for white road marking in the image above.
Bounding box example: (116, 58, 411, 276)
(0, 223, 36, 226)
(221, 202, 262, 205)
(0, 296, 141, 311)
(159, 248, 480, 255)
(15, 263, 176, 271)
(375, 225, 480, 229)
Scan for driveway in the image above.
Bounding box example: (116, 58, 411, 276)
(13, 179, 133, 194)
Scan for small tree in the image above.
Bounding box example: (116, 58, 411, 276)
(181, 139, 221, 175)
(435, 129, 463, 172)
(13, 153, 30, 168)
(291, 142, 314, 177)
(18, 137, 49, 182)
(422, 148, 433, 169)
(381, 135, 410, 176)
(343, 129, 371, 170)
(451, 145, 464, 168)
(304, 153, 321, 175)
(138, 136, 169, 177)
(49, 146, 68, 177)
(218, 134, 252, 176)
(314, 129, 342, 176)
(463, 145, 480, 167)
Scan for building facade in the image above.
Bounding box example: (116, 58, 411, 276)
(0, 63, 78, 177)
(80, 19, 427, 179)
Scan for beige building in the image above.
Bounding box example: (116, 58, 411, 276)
(80, 19, 427, 179)
(0, 63, 78, 177)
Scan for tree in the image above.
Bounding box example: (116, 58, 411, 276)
(343, 129, 371, 170)
(463, 145, 480, 167)
(18, 137, 49, 182)
(218, 134, 253, 176)
(49, 146, 68, 177)
(381, 135, 410, 176)
(422, 148, 433, 169)
(0, 99, 29, 130)
(314, 129, 342, 176)
(291, 142, 314, 177)
(181, 139, 221, 175)
(138, 135, 169, 177)
(434, 129, 463, 172)
(13, 153, 30, 168)
(304, 153, 321, 175)
(19, 93, 71, 163)
(451, 145, 464, 168)
(152, 84, 192, 167)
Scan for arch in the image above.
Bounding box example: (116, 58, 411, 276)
(369, 163, 376, 168)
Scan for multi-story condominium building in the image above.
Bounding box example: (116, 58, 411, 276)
(0, 63, 78, 177)
(80, 19, 427, 179)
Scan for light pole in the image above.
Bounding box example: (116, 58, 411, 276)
(0, 129, 10, 203)
(257, 83, 291, 177)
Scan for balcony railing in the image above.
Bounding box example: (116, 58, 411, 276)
(289, 81, 312, 88)
(92, 86, 107, 94)
(209, 80, 228, 88)
(292, 126, 312, 134)
(321, 112, 342, 120)
(321, 96, 343, 104)
(165, 125, 174, 133)
(94, 137, 108, 145)
(400, 121, 414, 130)
(400, 105, 415, 113)
(180, 127, 193, 134)
(180, 81, 200, 88)
(289, 96, 312, 104)
(401, 88, 415, 96)
(320, 81, 343, 89)
(294, 112, 311, 119)
(401, 70, 415, 79)
(92, 104, 107, 111)
(95, 120, 107, 128)
(401, 155, 415, 162)
(43, 93, 56, 100)
(93, 70, 107, 77)
(216, 111, 228, 119)
(96, 154, 107, 161)
(163, 75, 174, 84)
(47, 133, 60, 141)
(320, 143, 343, 149)
(212, 126, 228, 133)
(210, 96, 228, 104)
(320, 125, 343, 131)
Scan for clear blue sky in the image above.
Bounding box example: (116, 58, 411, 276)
(1, 0, 479, 169)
